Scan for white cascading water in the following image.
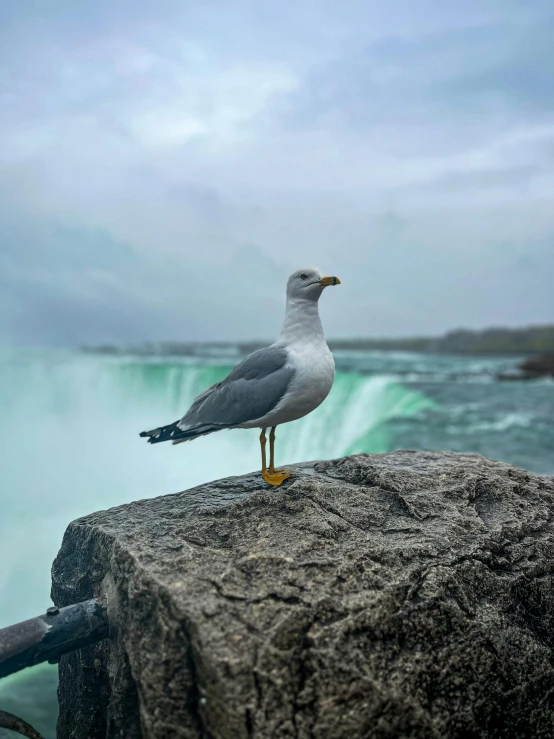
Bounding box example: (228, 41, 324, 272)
(0, 348, 433, 626)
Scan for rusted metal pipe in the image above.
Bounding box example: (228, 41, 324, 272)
(0, 598, 109, 679)
(0, 709, 46, 739)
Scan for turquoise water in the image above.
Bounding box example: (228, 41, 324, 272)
(0, 346, 552, 737)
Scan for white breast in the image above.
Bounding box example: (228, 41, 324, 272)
(241, 289, 336, 430)
(254, 340, 335, 428)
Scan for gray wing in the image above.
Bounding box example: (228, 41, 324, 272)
(178, 346, 294, 429)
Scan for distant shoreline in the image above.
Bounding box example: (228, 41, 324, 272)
(82, 324, 554, 358)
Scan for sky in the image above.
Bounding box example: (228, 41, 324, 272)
(0, 0, 553, 344)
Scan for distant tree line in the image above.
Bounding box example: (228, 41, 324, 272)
(83, 324, 554, 357)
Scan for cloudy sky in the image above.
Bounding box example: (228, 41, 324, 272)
(1, 0, 553, 344)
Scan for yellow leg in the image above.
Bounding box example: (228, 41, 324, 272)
(261, 426, 293, 486)
(260, 428, 267, 473)
(269, 426, 276, 472)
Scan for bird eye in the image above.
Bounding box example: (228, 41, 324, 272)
(300, 273, 308, 280)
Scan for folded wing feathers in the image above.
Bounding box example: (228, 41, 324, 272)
(139, 345, 294, 445)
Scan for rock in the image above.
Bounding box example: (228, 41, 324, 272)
(52, 451, 554, 739)
(518, 355, 554, 378)
(499, 354, 554, 381)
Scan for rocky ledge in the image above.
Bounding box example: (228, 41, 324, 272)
(498, 354, 554, 381)
(518, 355, 554, 378)
(52, 451, 554, 739)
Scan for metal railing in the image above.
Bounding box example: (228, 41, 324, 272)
(0, 598, 109, 738)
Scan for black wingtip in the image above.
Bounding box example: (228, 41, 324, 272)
(139, 421, 182, 443)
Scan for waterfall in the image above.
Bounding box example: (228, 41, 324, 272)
(0, 348, 433, 624)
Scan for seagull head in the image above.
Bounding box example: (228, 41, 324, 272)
(286, 268, 341, 301)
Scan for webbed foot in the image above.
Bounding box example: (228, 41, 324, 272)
(261, 469, 293, 486)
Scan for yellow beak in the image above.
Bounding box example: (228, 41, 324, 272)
(317, 276, 341, 287)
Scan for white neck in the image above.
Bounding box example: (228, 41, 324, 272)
(279, 296, 325, 345)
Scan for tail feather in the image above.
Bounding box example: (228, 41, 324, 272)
(139, 420, 225, 444)
(139, 420, 180, 443)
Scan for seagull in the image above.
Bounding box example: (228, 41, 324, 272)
(139, 268, 341, 486)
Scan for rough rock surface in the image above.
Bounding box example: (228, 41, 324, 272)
(52, 451, 554, 739)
